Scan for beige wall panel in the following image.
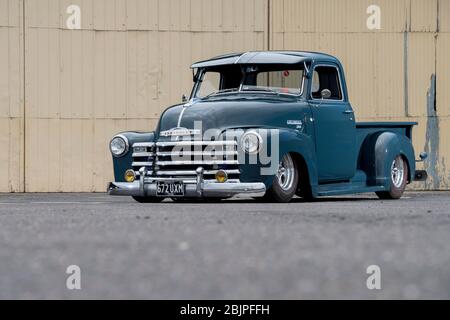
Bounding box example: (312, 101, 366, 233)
(59, 119, 96, 191)
(92, 0, 126, 31)
(126, 31, 160, 119)
(25, 118, 95, 192)
(254, 0, 268, 32)
(313, 0, 359, 33)
(0, 27, 22, 118)
(190, 0, 203, 32)
(410, 0, 438, 32)
(344, 33, 376, 118)
(0, 1, 23, 192)
(345, 0, 409, 33)
(345, 33, 404, 118)
(22, 0, 270, 32)
(0, 118, 23, 192)
(418, 116, 450, 190)
(437, 33, 450, 117)
(156, 0, 172, 31)
(199, 0, 214, 32)
(126, 0, 158, 31)
(0, 0, 20, 27)
(25, 0, 269, 32)
(439, 0, 450, 32)
(407, 33, 436, 117)
(23, 0, 268, 192)
(25, 28, 97, 119)
(25, 118, 51, 192)
(271, 0, 409, 33)
(25, 0, 59, 29)
(228, 0, 245, 32)
(351, 0, 409, 33)
(25, 28, 60, 118)
(92, 31, 128, 119)
(269, 0, 284, 34)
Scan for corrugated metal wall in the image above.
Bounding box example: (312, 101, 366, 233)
(0, 0, 448, 192)
(22, 0, 267, 192)
(0, 0, 24, 192)
(270, 0, 450, 190)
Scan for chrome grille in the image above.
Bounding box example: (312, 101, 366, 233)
(131, 142, 155, 175)
(132, 140, 240, 181)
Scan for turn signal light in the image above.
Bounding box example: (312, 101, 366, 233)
(215, 170, 228, 183)
(124, 169, 136, 182)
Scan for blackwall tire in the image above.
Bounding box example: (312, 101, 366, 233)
(132, 196, 165, 203)
(375, 155, 408, 200)
(264, 153, 298, 203)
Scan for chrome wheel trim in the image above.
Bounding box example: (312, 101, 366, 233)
(277, 154, 295, 191)
(391, 156, 405, 188)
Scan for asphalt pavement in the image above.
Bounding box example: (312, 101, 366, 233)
(0, 191, 449, 299)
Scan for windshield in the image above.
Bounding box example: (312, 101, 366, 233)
(194, 64, 305, 99)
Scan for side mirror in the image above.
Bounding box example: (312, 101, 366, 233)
(321, 89, 331, 99)
(182, 94, 188, 103)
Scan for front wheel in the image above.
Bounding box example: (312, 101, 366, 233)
(132, 196, 165, 203)
(376, 155, 408, 200)
(264, 153, 298, 203)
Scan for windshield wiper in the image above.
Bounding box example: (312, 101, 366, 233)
(241, 87, 279, 95)
(202, 88, 239, 99)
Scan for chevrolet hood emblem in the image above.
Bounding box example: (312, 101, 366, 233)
(159, 127, 200, 137)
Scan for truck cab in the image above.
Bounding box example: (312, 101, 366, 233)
(108, 51, 427, 203)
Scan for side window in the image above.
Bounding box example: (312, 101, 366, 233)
(197, 71, 221, 98)
(311, 66, 342, 100)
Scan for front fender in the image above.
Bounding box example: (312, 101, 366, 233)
(112, 131, 155, 182)
(277, 130, 319, 195)
(237, 128, 318, 195)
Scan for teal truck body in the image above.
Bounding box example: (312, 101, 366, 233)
(108, 51, 427, 203)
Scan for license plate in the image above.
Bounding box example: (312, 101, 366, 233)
(156, 181, 184, 197)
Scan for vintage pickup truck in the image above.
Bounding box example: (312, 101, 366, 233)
(108, 51, 427, 203)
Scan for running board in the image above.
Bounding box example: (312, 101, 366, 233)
(317, 183, 386, 197)
(316, 170, 386, 196)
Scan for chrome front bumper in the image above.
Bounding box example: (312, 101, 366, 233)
(107, 167, 266, 198)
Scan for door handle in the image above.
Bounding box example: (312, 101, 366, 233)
(343, 109, 354, 114)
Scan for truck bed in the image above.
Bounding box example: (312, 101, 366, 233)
(356, 121, 417, 139)
(356, 121, 417, 144)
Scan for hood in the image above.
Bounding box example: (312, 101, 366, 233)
(157, 95, 309, 137)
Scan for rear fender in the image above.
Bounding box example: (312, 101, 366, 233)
(372, 132, 416, 187)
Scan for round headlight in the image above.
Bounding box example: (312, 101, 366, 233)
(240, 131, 262, 154)
(110, 135, 129, 157)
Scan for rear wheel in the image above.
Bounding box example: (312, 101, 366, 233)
(376, 155, 408, 200)
(132, 196, 165, 203)
(264, 153, 298, 203)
